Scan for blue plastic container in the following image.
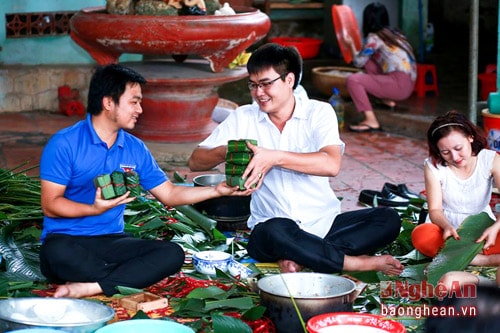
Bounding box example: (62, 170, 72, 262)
(96, 319, 194, 333)
(6, 328, 61, 333)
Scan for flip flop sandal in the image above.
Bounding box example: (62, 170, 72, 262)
(348, 123, 383, 133)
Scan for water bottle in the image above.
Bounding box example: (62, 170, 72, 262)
(328, 87, 344, 130)
(425, 23, 434, 53)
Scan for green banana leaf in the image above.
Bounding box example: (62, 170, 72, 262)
(212, 314, 253, 333)
(426, 212, 494, 285)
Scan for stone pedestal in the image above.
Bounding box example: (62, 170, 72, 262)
(127, 60, 248, 143)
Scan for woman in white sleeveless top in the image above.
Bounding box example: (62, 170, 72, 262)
(412, 110, 500, 270)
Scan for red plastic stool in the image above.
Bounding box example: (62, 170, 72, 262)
(414, 64, 439, 97)
(478, 64, 497, 101)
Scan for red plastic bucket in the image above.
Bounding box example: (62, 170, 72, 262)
(482, 108, 500, 152)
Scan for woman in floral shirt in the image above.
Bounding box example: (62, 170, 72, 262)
(346, 2, 416, 132)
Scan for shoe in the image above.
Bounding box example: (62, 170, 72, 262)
(348, 123, 384, 133)
(358, 189, 410, 207)
(382, 183, 421, 200)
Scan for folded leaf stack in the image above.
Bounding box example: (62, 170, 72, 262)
(225, 139, 257, 190)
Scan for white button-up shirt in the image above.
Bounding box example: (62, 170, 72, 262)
(198, 95, 345, 238)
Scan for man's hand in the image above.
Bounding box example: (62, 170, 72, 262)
(92, 187, 136, 215)
(241, 141, 275, 189)
(214, 181, 254, 197)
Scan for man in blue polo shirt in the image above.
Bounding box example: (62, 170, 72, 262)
(39, 64, 252, 298)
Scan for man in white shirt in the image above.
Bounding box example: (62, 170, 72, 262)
(188, 43, 404, 275)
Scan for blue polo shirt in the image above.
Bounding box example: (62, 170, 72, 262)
(40, 114, 167, 240)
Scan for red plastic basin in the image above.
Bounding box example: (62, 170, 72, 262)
(307, 312, 406, 333)
(269, 37, 323, 59)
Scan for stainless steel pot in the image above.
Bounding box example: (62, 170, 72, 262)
(193, 174, 251, 224)
(257, 273, 357, 333)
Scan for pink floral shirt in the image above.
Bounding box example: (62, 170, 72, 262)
(353, 32, 417, 81)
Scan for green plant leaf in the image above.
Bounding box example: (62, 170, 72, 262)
(242, 305, 266, 321)
(213, 228, 227, 242)
(172, 298, 207, 317)
(131, 310, 150, 319)
(400, 262, 428, 282)
(115, 286, 144, 295)
(211, 314, 253, 333)
(187, 285, 227, 299)
(346, 270, 382, 283)
(174, 205, 217, 236)
(426, 212, 494, 285)
(204, 297, 254, 311)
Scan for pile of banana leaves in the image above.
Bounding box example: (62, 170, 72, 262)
(0, 164, 497, 333)
(0, 164, 234, 293)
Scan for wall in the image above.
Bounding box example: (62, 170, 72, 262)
(0, 0, 140, 65)
(343, 0, 399, 31)
(0, 64, 93, 113)
(0, 0, 142, 113)
(1, 0, 103, 65)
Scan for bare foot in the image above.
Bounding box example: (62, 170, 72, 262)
(438, 271, 480, 290)
(381, 99, 396, 108)
(470, 253, 500, 266)
(53, 282, 103, 298)
(343, 255, 404, 276)
(278, 259, 304, 273)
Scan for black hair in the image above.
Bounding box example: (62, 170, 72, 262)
(427, 110, 487, 167)
(362, 2, 390, 37)
(87, 64, 147, 115)
(246, 43, 302, 89)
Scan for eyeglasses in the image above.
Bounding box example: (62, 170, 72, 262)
(247, 74, 285, 91)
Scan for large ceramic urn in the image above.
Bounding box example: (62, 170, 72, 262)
(69, 6, 270, 142)
(70, 6, 270, 73)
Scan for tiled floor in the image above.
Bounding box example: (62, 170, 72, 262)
(0, 110, 429, 212)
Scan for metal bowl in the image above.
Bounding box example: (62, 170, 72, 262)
(193, 174, 251, 224)
(0, 298, 115, 332)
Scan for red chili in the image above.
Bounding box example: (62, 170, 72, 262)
(163, 217, 178, 225)
(150, 274, 231, 298)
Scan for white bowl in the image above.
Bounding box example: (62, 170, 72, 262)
(192, 250, 232, 275)
(227, 260, 253, 278)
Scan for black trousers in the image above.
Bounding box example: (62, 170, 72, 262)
(40, 233, 185, 296)
(246, 207, 401, 273)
